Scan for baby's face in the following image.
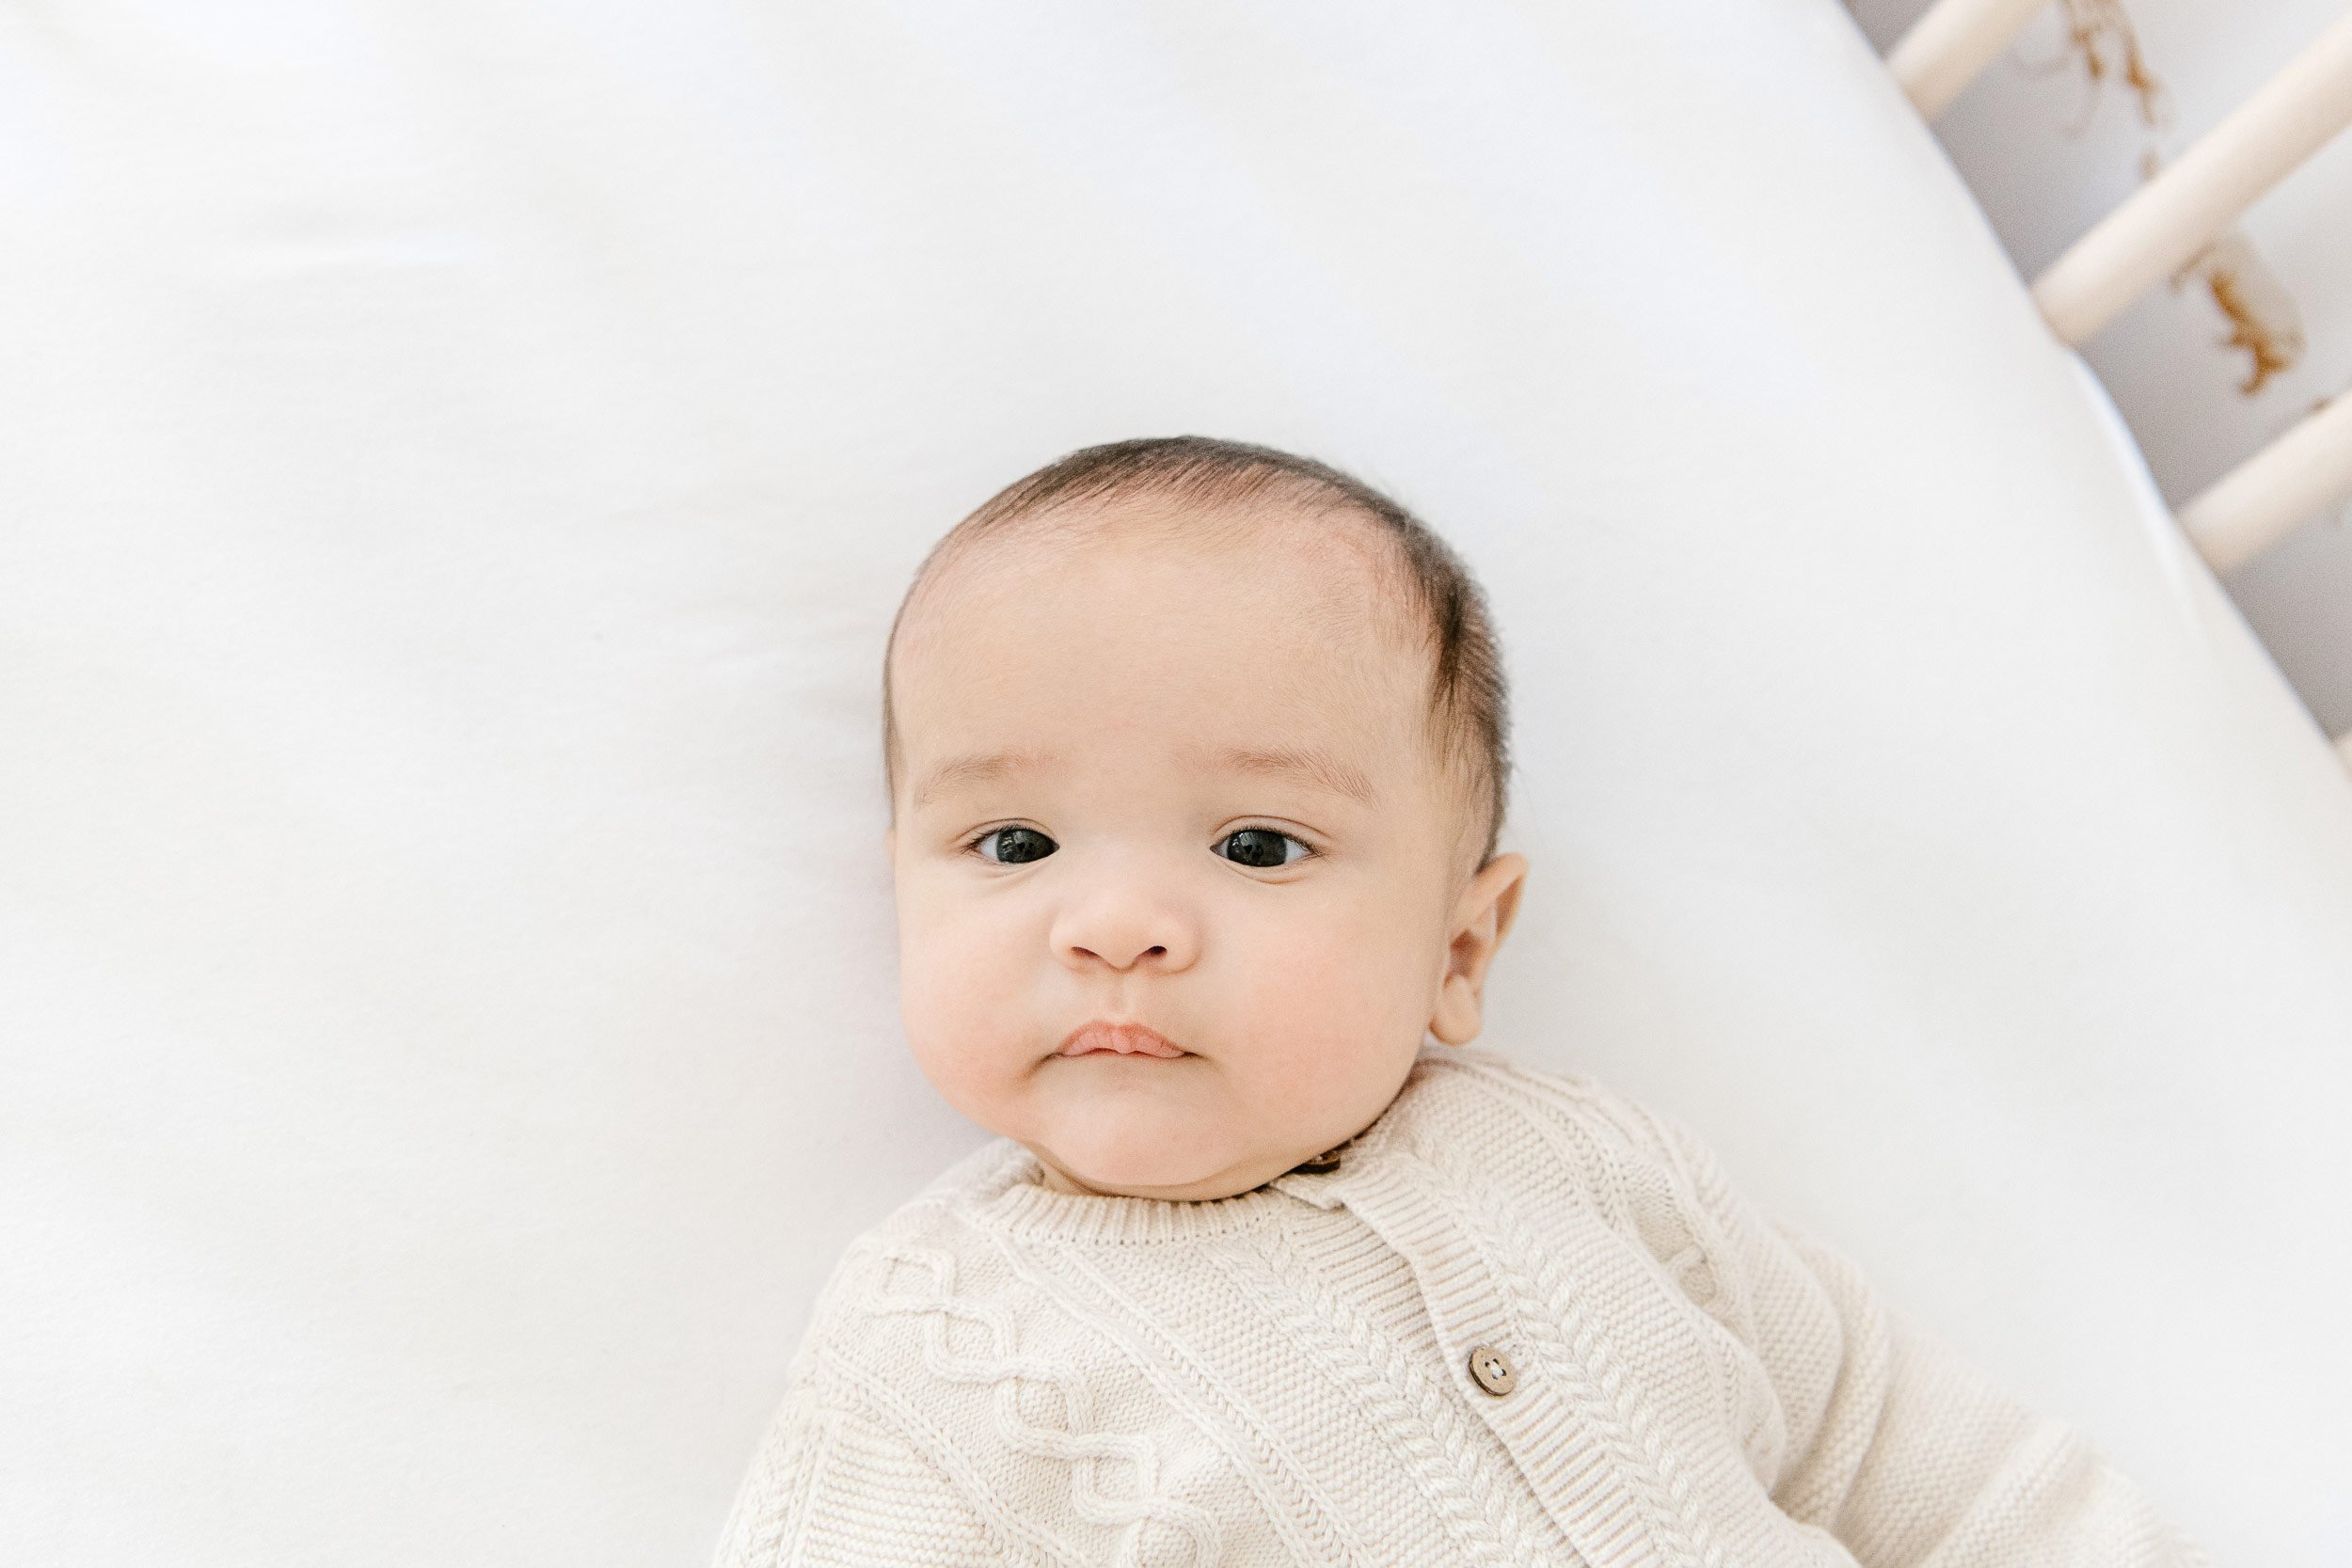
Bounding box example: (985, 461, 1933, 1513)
(885, 499, 1526, 1201)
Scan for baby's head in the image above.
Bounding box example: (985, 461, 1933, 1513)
(882, 436, 1527, 1201)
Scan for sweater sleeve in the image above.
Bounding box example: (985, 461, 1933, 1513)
(1636, 1106, 2208, 1568)
(708, 1383, 1007, 1568)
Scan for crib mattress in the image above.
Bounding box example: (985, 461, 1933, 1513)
(4, 2, 2348, 1563)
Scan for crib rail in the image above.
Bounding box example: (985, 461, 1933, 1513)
(1895, 8, 2352, 577)
(2179, 388, 2352, 575)
(1888, 4, 2352, 766)
(2026, 12, 2352, 348)
(1887, 0, 2047, 121)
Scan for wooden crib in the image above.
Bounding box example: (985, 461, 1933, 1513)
(1892, 0, 2352, 763)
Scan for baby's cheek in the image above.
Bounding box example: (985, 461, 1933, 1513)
(898, 918, 1034, 1117)
(1235, 935, 1398, 1090)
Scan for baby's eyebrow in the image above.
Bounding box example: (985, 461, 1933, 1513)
(1200, 745, 1377, 807)
(914, 747, 1051, 810)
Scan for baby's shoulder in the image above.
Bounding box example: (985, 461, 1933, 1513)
(1381, 1046, 1762, 1340)
(1379, 1043, 1695, 1180)
(770, 1140, 1286, 1548)
(787, 1138, 1028, 1361)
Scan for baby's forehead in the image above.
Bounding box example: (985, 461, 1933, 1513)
(914, 490, 1417, 643)
(894, 495, 1437, 753)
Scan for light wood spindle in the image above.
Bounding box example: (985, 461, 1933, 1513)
(2179, 391, 2352, 575)
(1888, 0, 2050, 120)
(2031, 11, 2352, 346)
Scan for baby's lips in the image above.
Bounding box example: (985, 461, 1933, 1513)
(1057, 1022, 1188, 1058)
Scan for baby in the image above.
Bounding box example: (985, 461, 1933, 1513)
(713, 436, 2201, 1567)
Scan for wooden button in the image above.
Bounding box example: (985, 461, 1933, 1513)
(1468, 1344, 1518, 1397)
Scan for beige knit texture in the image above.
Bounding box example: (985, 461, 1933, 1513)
(711, 1047, 2204, 1568)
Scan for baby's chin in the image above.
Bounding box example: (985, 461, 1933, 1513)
(1032, 1147, 1275, 1201)
(1031, 1127, 1254, 1200)
(1019, 1070, 1279, 1199)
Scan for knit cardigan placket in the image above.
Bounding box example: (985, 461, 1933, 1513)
(1279, 1147, 1708, 1568)
(1211, 1215, 1554, 1567)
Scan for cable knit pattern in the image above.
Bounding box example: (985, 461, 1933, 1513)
(863, 1243, 1222, 1563)
(711, 1047, 2206, 1568)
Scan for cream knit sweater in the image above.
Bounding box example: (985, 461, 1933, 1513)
(712, 1046, 2201, 1567)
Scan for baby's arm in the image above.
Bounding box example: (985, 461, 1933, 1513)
(709, 1383, 1001, 1568)
(1637, 1106, 2206, 1568)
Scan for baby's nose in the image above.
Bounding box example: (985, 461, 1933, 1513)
(1061, 931, 1182, 971)
(1049, 882, 1197, 973)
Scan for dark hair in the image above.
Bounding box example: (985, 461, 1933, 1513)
(882, 436, 1511, 870)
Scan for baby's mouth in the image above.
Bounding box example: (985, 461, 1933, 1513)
(1057, 1022, 1188, 1058)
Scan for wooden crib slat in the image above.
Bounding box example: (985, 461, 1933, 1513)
(2030, 11, 2352, 347)
(2178, 389, 2352, 576)
(1888, 0, 2049, 121)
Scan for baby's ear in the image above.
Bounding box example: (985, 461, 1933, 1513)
(1428, 852, 1529, 1045)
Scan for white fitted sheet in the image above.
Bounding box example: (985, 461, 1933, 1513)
(4, 2, 2348, 1563)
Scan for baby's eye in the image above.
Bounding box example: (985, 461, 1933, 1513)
(972, 826, 1057, 865)
(1217, 828, 1312, 869)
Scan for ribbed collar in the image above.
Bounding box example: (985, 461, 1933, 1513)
(974, 1152, 1311, 1243)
